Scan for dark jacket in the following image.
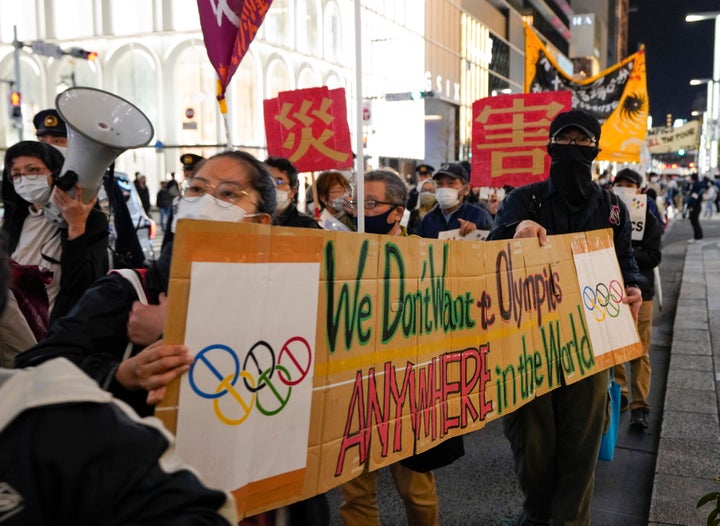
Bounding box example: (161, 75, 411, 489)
(274, 202, 321, 229)
(633, 210, 663, 300)
(488, 179, 642, 287)
(156, 188, 173, 210)
(16, 243, 172, 417)
(415, 202, 494, 239)
(0, 359, 234, 526)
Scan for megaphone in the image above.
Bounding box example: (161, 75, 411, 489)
(44, 87, 154, 225)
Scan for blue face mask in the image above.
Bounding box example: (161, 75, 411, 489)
(353, 206, 397, 234)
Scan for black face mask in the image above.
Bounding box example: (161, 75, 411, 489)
(353, 207, 397, 234)
(547, 143, 599, 209)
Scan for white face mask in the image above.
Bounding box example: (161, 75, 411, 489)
(435, 187, 460, 209)
(14, 176, 52, 205)
(612, 186, 637, 200)
(171, 194, 253, 232)
(275, 189, 290, 211)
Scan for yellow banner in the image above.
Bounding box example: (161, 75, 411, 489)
(157, 221, 643, 519)
(525, 23, 649, 163)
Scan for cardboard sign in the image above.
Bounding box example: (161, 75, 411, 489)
(614, 190, 647, 241)
(472, 91, 571, 188)
(264, 87, 353, 172)
(157, 221, 643, 518)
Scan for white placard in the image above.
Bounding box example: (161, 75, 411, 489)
(175, 261, 320, 490)
(573, 247, 640, 357)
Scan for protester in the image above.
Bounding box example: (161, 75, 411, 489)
(703, 175, 717, 218)
(315, 170, 355, 231)
(156, 180, 173, 230)
(134, 172, 152, 215)
(0, 232, 237, 526)
(0, 141, 109, 360)
(407, 163, 434, 211)
(340, 168, 440, 526)
(407, 178, 436, 235)
(487, 109, 643, 525)
(415, 162, 493, 238)
(612, 168, 662, 430)
(686, 172, 704, 241)
(33, 108, 68, 148)
(265, 156, 321, 229)
(15, 150, 276, 418)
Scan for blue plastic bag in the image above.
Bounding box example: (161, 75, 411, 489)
(598, 376, 621, 461)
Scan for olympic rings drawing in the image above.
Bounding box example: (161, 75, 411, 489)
(582, 280, 624, 322)
(188, 336, 313, 426)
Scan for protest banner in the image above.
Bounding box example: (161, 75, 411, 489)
(524, 23, 649, 163)
(471, 91, 571, 188)
(646, 120, 701, 154)
(157, 220, 643, 518)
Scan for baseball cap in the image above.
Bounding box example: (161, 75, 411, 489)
(614, 168, 643, 187)
(33, 109, 67, 137)
(549, 109, 601, 141)
(433, 162, 468, 183)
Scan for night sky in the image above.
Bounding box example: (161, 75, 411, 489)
(628, 0, 718, 125)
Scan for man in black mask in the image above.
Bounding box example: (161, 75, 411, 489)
(487, 109, 643, 525)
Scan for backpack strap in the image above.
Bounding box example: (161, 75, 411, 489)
(109, 268, 148, 361)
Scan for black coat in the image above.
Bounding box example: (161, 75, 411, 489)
(16, 244, 171, 417)
(273, 202, 321, 229)
(0, 359, 234, 525)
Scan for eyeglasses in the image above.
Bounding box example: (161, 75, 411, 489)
(349, 199, 401, 210)
(550, 135, 597, 147)
(10, 166, 49, 183)
(182, 179, 256, 208)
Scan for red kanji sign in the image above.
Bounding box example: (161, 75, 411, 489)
(471, 91, 571, 188)
(264, 87, 353, 173)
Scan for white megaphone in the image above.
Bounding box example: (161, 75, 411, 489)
(44, 87, 154, 225)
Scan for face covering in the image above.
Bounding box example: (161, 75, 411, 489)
(14, 176, 52, 205)
(612, 186, 636, 200)
(547, 143, 599, 210)
(435, 187, 460, 209)
(275, 190, 289, 211)
(353, 207, 397, 235)
(419, 191, 437, 209)
(329, 196, 347, 211)
(171, 194, 252, 232)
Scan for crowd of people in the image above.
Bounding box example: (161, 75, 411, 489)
(0, 107, 679, 525)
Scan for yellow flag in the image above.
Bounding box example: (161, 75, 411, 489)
(525, 24, 649, 163)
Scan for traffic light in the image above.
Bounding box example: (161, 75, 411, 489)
(9, 90, 21, 124)
(67, 47, 98, 61)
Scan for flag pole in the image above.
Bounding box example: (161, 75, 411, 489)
(354, 0, 365, 233)
(217, 79, 233, 150)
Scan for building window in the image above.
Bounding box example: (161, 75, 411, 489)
(174, 44, 219, 148)
(110, 0, 153, 35)
(296, 0, 320, 56)
(0, 0, 38, 41)
(323, 2, 342, 63)
(53, 0, 95, 39)
(266, 58, 291, 98)
(264, 0, 292, 48)
(297, 65, 320, 89)
(171, 0, 201, 31)
(112, 48, 158, 136)
(233, 54, 258, 145)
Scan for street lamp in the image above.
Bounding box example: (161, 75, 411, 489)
(689, 78, 714, 173)
(686, 11, 720, 175)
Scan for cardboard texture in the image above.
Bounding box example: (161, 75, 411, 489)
(156, 220, 643, 519)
